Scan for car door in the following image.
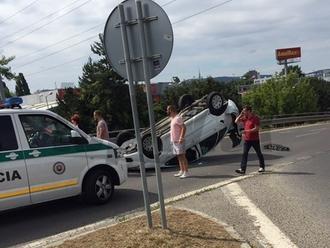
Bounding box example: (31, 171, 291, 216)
(0, 115, 30, 211)
(17, 113, 89, 204)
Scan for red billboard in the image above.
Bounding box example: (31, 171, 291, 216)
(276, 47, 301, 61)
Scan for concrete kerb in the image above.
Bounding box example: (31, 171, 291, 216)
(170, 206, 252, 248)
(19, 161, 294, 248)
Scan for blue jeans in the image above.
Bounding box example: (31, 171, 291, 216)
(240, 140, 265, 171)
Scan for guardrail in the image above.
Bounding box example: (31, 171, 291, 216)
(261, 112, 330, 126)
(90, 112, 330, 141)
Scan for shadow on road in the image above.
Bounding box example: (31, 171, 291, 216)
(0, 189, 158, 247)
(197, 153, 283, 167)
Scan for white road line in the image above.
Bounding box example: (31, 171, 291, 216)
(295, 131, 320, 138)
(222, 183, 298, 248)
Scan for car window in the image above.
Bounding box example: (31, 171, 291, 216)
(19, 114, 78, 148)
(0, 116, 18, 151)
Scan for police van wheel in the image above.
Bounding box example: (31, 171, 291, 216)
(83, 170, 114, 204)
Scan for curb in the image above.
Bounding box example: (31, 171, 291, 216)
(18, 161, 294, 248)
(171, 206, 251, 248)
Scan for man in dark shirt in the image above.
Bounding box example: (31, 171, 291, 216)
(235, 105, 265, 174)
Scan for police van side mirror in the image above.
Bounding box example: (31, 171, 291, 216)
(70, 130, 88, 145)
(71, 136, 88, 145)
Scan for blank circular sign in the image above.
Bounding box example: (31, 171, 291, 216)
(104, 0, 173, 81)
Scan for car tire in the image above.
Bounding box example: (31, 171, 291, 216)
(116, 131, 135, 146)
(141, 133, 163, 159)
(207, 92, 226, 116)
(83, 169, 114, 204)
(178, 94, 194, 110)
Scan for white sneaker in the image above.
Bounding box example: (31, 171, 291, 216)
(180, 172, 189, 179)
(174, 171, 183, 177)
(258, 167, 265, 173)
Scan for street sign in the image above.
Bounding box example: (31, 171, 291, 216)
(103, 0, 173, 81)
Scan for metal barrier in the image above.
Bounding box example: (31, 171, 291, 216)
(261, 112, 330, 126)
(89, 112, 330, 142)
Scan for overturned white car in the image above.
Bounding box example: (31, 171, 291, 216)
(118, 92, 241, 169)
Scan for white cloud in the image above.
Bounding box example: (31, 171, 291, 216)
(1, 0, 330, 92)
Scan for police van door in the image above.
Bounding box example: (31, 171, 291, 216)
(0, 115, 30, 211)
(17, 114, 88, 204)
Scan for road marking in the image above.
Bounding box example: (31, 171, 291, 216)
(309, 128, 327, 132)
(295, 131, 320, 138)
(296, 156, 312, 161)
(222, 183, 298, 248)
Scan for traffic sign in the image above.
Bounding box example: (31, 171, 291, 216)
(103, 0, 173, 81)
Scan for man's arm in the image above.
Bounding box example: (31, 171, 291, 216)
(179, 123, 186, 144)
(244, 124, 259, 133)
(235, 111, 245, 124)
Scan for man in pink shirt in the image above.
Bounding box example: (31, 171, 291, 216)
(93, 110, 110, 141)
(167, 105, 189, 178)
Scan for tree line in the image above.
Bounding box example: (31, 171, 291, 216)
(1, 36, 330, 134)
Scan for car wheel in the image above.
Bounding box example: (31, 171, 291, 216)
(83, 169, 114, 204)
(207, 92, 226, 116)
(178, 94, 194, 110)
(141, 133, 163, 159)
(116, 131, 135, 146)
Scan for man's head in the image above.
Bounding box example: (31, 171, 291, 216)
(242, 105, 253, 118)
(93, 110, 102, 121)
(166, 105, 177, 117)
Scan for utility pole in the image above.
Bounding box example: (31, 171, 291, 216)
(0, 75, 6, 101)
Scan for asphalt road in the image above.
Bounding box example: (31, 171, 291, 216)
(1, 122, 329, 247)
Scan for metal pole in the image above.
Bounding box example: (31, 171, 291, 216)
(0, 75, 6, 101)
(118, 4, 153, 228)
(46, 96, 49, 109)
(284, 60, 288, 77)
(135, 0, 167, 229)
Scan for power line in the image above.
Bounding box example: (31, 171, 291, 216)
(25, 55, 90, 76)
(14, 35, 97, 69)
(0, 0, 93, 49)
(15, 23, 102, 61)
(1, 0, 86, 41)
(0, 0, 41, 25)
(20, 0, 233, 76)
(173, 0, 233, 24)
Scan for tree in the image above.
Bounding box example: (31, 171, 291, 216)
(0, 55, 15, 99)
(15, 73, 31, 96)
(158, 76, 242, 121)
(242, 72, 318, 117)
(243, 70, 259, 81)
(280, 65, 304, 77)
(0, 55, 15, 80)
(54, 34, 149, 133)
(308, 77, 330, 111)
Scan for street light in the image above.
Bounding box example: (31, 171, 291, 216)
(45, 91, 53, 109)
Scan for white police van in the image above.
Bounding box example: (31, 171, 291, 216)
(0, 108, 127, 211)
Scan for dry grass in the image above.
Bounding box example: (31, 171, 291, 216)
(55, 208, 242, 248)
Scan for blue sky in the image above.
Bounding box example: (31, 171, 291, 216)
(1, 0, 330, 92)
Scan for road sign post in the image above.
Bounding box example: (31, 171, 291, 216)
(135, 0, 167, 229)
(104, 0, 173, 229)
(117, 3, 153, 228)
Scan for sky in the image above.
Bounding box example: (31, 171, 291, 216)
(1, 0, 330, 93)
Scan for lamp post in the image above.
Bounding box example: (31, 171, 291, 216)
(45, 91, 53, 109)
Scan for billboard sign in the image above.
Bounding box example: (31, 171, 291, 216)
(276, 47, 301, 61)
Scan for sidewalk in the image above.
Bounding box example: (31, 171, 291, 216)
(21, 175, 254, 248)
